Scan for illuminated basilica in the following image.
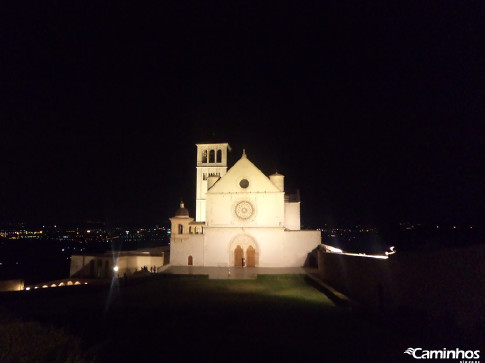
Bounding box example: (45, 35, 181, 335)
(169, 143, 321, 267)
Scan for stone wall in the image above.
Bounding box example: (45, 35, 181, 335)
(317, 244, 485, 330)
(0, 279, 24, 292)
(70, 253, 166, 278)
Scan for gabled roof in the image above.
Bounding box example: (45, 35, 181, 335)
(207, 153, 281, 194)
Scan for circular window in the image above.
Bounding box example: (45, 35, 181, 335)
(239, 179, 249, 188)
(235, 201, 254, 220)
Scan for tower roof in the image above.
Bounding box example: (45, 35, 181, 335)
(174, 201, 190, 217)
(270, 172, 284, 177)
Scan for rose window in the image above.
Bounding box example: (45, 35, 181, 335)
(235, 201, 254, 220)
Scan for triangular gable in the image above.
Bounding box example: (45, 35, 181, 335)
(208, 155, 280, 194)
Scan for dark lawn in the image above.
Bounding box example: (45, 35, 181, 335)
(0, 274, 455, 362)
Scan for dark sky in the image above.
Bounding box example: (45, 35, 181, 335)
(1, 2, 484, 227)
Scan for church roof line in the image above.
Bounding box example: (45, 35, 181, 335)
(207, 152, 281, 194)
(195, 142, 231, 150)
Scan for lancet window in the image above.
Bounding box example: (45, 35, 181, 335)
(216, 149, 222, 163)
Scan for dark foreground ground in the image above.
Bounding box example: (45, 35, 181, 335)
(0, 274, 476, 362)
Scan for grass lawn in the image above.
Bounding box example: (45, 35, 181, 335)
(1, 274, 433, 362)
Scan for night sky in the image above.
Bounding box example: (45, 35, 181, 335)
(1, 2, 483, 228)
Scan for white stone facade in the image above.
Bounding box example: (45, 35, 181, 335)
(170, 145, 321, 267)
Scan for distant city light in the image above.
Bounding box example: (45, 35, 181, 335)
(113, 266, 119, 272)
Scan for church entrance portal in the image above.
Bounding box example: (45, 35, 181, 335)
(234, 245, 243, 267)
(229, 234, 259, 267)
(246, 246, 255, 267)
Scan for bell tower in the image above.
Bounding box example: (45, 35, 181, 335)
(195, 143, 230, 222)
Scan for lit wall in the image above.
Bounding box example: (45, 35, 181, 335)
(284, 202, 301, 230)
(70, 254, 166, 277)
(317, 244, 485, 330)
(171, 228, 321, 267)
(116, 255, 165, 276)
(170, 234, 204, 266)
(206, 192, 284, 227)
(195, 142, 229, 222)
(196, 166, 228, 222)
(0, 279, 24, 292)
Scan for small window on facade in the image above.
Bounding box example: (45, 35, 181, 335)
(202, 150, 207, 163)
(209, 150, 215, 163)
(216, 149, 222, 163)
(239, 179, 249, 188)
(178, 224, 183, 234)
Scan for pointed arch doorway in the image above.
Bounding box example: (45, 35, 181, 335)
(234, 245, 243, 267)
(229, 234, 259, 267)
(246, 246, 255, 267)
